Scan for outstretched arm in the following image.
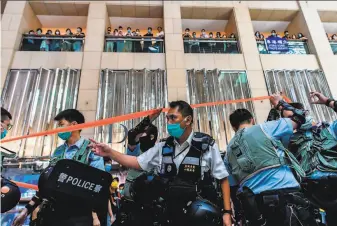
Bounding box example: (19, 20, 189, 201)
(310, 91, 337, 113)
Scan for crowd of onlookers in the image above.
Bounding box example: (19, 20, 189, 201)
(105, 26, 164, 52)
(22, 27, 85, 52)
(182, 28, 238, 53)
(254, 30, 308, 40)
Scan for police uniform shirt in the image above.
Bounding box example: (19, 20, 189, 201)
(137, 131, 229, 180)
(52, 137, 105, 171)
(225, 118, 300, 195)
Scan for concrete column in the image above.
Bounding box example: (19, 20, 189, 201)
(78, 2, 109, 138)
(1, 1, 41, 90)
(163, 1, 187, 102)
(295, 1, 337, 97)
(233, 5, 270, 123)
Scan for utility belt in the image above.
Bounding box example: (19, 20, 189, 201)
(238, 187, 315, 226)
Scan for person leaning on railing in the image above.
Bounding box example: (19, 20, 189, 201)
(73, 27, 85, 52)
(22, 30, 37, 51)
(50, 30, 62, 51)
(62, 28, 73, 51)
(133, 29, 142, 52)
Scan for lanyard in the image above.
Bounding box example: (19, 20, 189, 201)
(173, 145, 189, 160)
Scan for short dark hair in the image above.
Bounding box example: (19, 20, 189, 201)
(77, 27, 82, 31)
(36, 28, 42, 32)
(119, 26, 123, 29)
(54, 109, 85, 124)
(201, 29, 205, 32)
(119, 183, 124, 188)
(127, 27, 131, 30)
(148, 27, 152, 30)
(136, 29, 140, 31)
(284, 30, 289, 33)
(271, 30, 276, 33)
(289, 102, 304, 110)
(66, 28, 71, 32)
(1, 108, 12, 121)
(185, 28, 190, 31)
(169, 101, 193, 123)
(107, 27, 111, 30)
(157, 26, 162, 30)
(229, 109, 253, 130)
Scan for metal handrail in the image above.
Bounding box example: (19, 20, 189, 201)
(183, 38, 237, 43)
(22, 35, 85, 40)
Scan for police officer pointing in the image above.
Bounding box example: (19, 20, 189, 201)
(89, 101, 232, 226)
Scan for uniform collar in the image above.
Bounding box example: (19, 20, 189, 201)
(64, 137, 84, 149)
(173, 131, 194, 147)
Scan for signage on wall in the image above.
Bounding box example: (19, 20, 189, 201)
(265, 37, 289, 52)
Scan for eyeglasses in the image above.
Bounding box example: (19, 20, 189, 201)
(1, 122, 13, 130)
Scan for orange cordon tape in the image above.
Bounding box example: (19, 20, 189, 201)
(12, 181, 38, 191)
(1, 95, 290, 144)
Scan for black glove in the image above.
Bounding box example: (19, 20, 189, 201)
(128, 116, 151, 146)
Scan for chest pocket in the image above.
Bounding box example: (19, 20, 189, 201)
(231, 139, 255, 173)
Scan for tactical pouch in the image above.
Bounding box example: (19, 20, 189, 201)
(168, 178, 197, 203)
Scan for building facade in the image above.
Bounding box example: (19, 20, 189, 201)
(1, 1, 337, 157)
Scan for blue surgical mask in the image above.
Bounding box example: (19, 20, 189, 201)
(105, 164, 112, 172)
(167, 121, 185, 138)
(58, 131, 72, 141)
(148, 29, 151, 33)
(1, 129, 8, 139)
(128, 29, 131, 33)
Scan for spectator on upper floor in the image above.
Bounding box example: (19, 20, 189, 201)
(331, 34, 337, 40)
(229, 33, 236, 39)
(125, 27, 133, 52)
(297, 33, 307, 40)
(118, 26, 124, 35)
(62, 28, 73, 51)
(183, 28, 192, 38)
(268, 30, 277, 38)
(143, 27, 154, 52)
(50, 29, 61, 51)
(200, 29, 208, 38)
(260, 33, 265, 39)
(291, 34, 297, 39)
(36, 28, 42, 35)
(216, 32, 222, 39)
(326, 33, 332, 40)
(135, 29, 141, 36)
(192, 32, 197, 39)
(40, 29, 52, 51)
(254, 31, 263, 39)
(22, 30, 36, 51)
(283, 30, 290, 39)
(113, 29, 118, 36)
(215, 32, 224, 53)
(106, 27, 112, 34)
(73, 27, 85, 52)
(209, 32, 214, 38)
(156, 26, 164, 38)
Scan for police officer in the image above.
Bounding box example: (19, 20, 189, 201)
(281, 91, 337, 225)
(89, 101, 232, 226)
(12, 109, 105, 226)
(1, 107, 21, 214)
(225, 94, 317, 226)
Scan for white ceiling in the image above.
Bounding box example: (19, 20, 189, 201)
(252, 21, 291, 33)
(323, 22, 337, 34)
(37, 15, 88, 28)
(182, 19, 228, 32)
(109, 17, 163, 30)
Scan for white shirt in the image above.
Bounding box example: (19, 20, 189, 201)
(137, 132, 228, 180)
(157, 31, 165, 38)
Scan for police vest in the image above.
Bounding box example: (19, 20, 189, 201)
(227, 126, 305, 185)
(159, 132, 215, 183)
(289, 122, 337, 174)
(50, 139, 91, 166)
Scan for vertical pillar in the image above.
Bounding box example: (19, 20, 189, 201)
(1, 1, 41, 90)
(163, 1, 187, 102)
(296, 2, 337, 97)
(233, 5, 270, 123)
(78, 2, 108, 138)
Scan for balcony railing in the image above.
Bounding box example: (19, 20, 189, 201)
(105, 36, 165, 53)
(330, 41, 337, 55)
(183, 38, 240, 54)
(256, 39, 310, 54)
(20, 34, 85, 52)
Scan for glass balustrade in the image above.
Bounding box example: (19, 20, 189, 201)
(183, 38, 240, 54)
(257, 39, 310, 54)
(105, 36, 165, 53)
(330, 41, 337, 55)
(20, 34, 85, 52)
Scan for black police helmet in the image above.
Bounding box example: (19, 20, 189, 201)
(38, 165, 54, 198)
(1, 178, 21, 213)
(186, 199, 222, 226)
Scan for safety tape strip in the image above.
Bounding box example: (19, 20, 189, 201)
(1, 95, 290, 144)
